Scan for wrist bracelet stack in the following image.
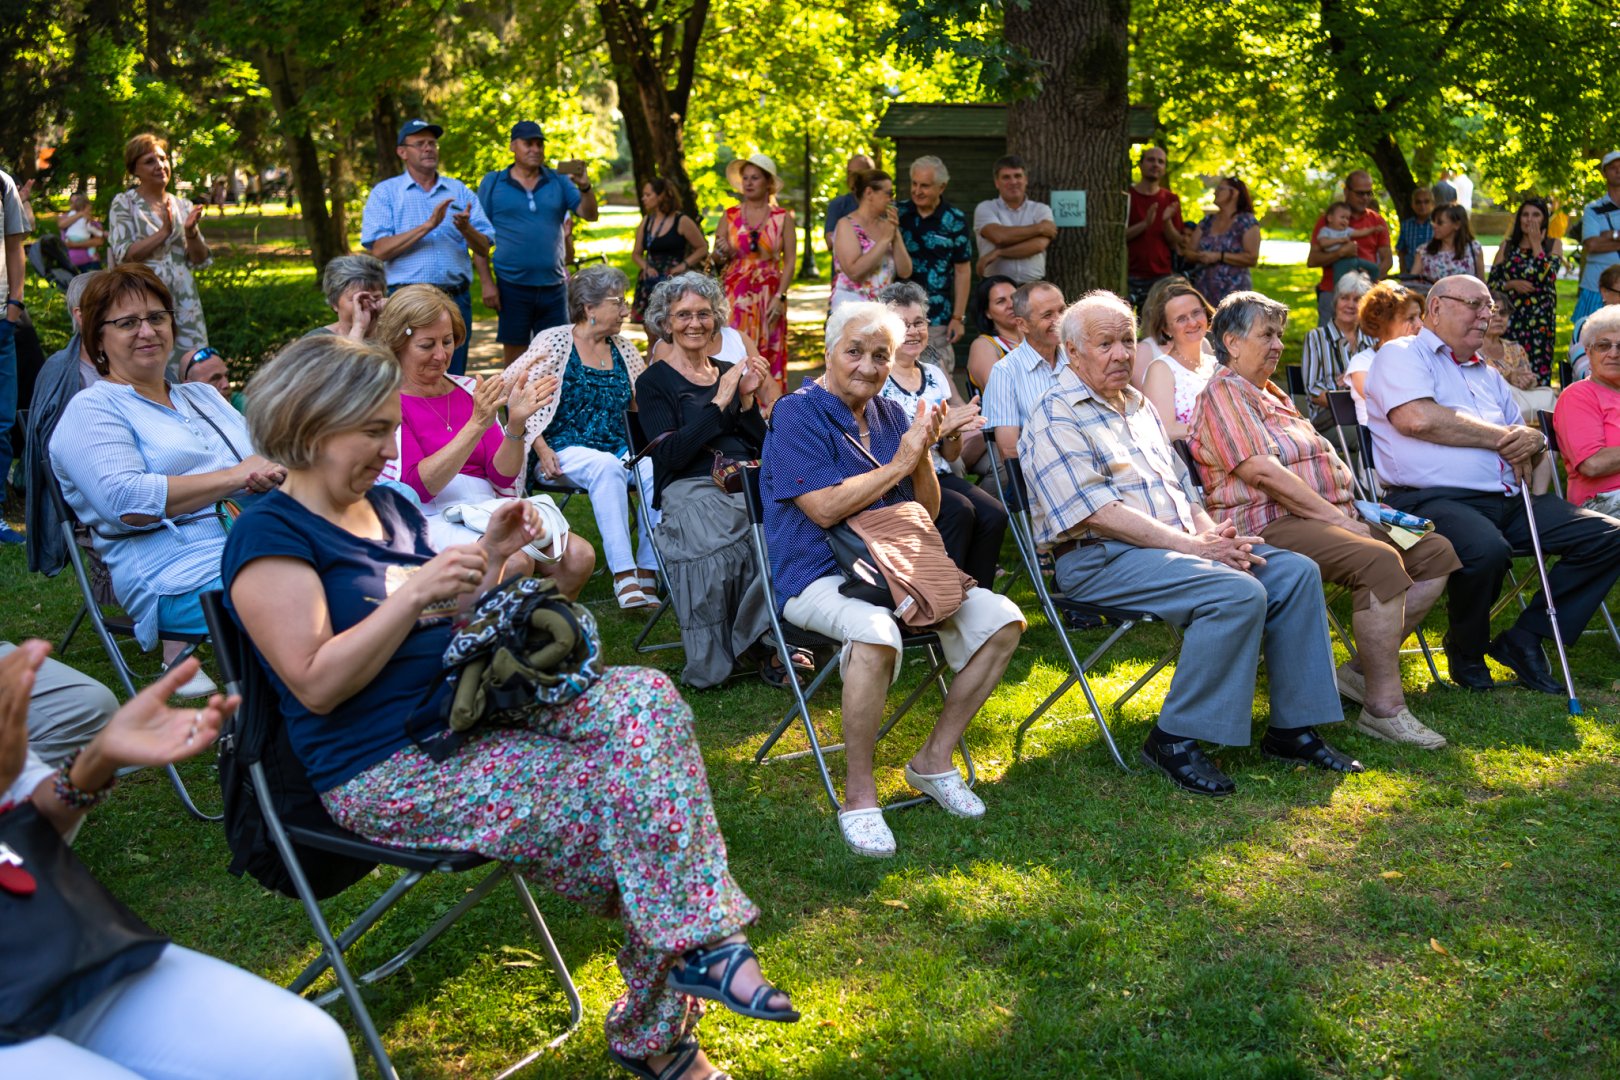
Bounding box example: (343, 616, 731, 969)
(53, 748, 116, 809)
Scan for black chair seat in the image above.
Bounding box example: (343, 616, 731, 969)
(285, 823, 491, 874)
(100, 612, 209, 645)
(1054, 597, 1161, 625)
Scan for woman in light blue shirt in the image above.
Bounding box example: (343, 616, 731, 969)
(50, 265, 282, 691)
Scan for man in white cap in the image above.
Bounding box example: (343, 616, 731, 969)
(476, 120, 598, 363)
(360, 118, 494, 376)
(1575, 151, 1620, 330)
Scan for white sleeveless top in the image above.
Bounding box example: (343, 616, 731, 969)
(711, 326, 748, 365)
(1147, 348, 1217, 426)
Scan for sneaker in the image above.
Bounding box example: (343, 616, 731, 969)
(1335, 661, 1366, 705)
(837, 807, 896, 858)
(0, 524, 23, 545)
(167, 667, 218, 698)
(904, 763, 986, 818)
(1355, 706, 1447, 750)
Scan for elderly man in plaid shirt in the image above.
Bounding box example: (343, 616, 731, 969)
(1017, 290, 1362, 796)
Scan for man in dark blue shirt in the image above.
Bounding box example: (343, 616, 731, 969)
(895, 156, 973, 375)
(475, 121, 599, 362)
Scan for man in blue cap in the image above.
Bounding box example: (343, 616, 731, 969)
(360, 118, 494, 375)
(475, 120, 599, 362)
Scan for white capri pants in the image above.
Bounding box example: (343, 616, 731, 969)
(0, 944, 357, 1079)
(782, 575, 1025, 685)
(550, 446, 659, 574)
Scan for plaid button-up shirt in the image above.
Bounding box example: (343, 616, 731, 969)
(1017, 365, 1198, 548)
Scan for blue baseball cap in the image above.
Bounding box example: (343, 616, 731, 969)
(510, 120, 545, 141)
(397, 119, 444, 145)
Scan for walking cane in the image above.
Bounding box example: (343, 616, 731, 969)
(1520, 481, 1583, 715)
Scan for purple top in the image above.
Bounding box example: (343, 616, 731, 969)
(397, 380, 518, 503)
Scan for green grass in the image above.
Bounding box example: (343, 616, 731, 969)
(9, 221, 1618, 1078)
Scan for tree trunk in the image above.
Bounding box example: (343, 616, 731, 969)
(256, 46, 349, 268)
(1366, 131, 1417, 225)
(596, 0, 707, 219)
(1004, 0, 1131, 302)
(370, 93, 403, 184)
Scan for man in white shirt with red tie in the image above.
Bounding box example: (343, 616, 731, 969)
(1365, 274, 1620, 693)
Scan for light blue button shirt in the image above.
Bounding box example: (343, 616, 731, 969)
(982, 339, 1069, 436)
(1365, 327, 1525, 494)
(50, 382, 257, 649)
(360, 172, 495, 288)
(1580, 196, 1620, 292)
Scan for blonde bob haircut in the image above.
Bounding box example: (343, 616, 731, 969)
(246, 336, 403, 470)
(823, 301, 904, 360)
(373, 283, 466, 355)
(124, 132, 169, 178)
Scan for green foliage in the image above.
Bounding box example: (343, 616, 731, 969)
(193, 259, 330, 367)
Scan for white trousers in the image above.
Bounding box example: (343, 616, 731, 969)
(551, 445, 659, 573)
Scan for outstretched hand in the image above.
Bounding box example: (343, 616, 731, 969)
(0, 641, 49, 794)
(92, 657, 235, 771)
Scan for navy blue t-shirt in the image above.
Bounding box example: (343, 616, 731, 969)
(220, 487, 453, 791)
(760, 381, 914, 614)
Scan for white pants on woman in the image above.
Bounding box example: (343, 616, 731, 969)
(551, 446, 658, 574)
(0, 944, 356, 1078)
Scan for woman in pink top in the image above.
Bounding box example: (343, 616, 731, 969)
(1553, 306, 1620, 515)
(830, 168, 912, 312)
(374, 285, 594, 597)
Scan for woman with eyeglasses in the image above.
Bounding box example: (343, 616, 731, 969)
(506, 264, 662, 609)
(830, 168, 913, 314)
(630, 178, 708, 327)
(49, 265, 281, 696)
(713, 154, 795, 392)
(1183, 175, 1260, 307)
(1138, 276, 1218, 439)
(107, 133, 211, 372)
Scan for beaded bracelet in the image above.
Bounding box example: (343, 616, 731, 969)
(53, 748, 116, 809)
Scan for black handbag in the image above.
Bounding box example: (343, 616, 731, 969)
(0, 802, 169, 1044)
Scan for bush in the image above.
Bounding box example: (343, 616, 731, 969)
(194, 258, 331, 376)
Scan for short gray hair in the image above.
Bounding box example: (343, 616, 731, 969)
(1059, 291, 1135, 353)
(320, 254, 386, 310)
(245, 335, 402, 470)
(1209, 291, 1290, 365)
(1011, 280, 1062, 322)
(1333, 270, 1374, 304)
(877, 281, 929, 312)
(910, 155, 950, 185)
(67, 270, 102, 330)
(1581, 304, 1620, 349)
(643, 272, 729, 342)
(824, 301, 904, 359)
(568, 264, 630, 324)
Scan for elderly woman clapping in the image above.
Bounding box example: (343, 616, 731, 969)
(760, 301, 1024, 858)
(1553, 306, 1620, 517)
(1188, 291, 1460, 750)
(310, 253, 387, 339)
(637, 272, 803, 689)
(507, 265, 660, 609)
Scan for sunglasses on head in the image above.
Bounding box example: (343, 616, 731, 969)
(180, 346, 221, 380)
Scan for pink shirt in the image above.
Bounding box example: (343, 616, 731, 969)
(1553, 378, 1620, 505)
(397, 380, 518, 503)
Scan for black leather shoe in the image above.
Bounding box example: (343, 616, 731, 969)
(1140, 736, 1235, 796)
(1261, 726, 1365, 774)
(1487, 631, 1563, 695)
(1446, 655, 1495, 691)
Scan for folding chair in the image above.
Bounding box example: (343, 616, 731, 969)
(42, 469, 220, 821)
(621, 410, 680, 654)
(1283, 364, 1312, 417)
(1529, 410, 1620, 654)
(988, 440, 1172, 767)
(199, 593, 581, 1080)
(978, 427, 1027, 597)
(740, 466, 975, 813)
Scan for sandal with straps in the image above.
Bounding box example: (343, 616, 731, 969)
(1139, 736, 1235, 797)
(667, 940, 800, 1023)
(614, 576, 656, 610)
(608, 1036, 731, 1080)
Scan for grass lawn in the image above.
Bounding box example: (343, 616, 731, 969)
(8, 217, 1619, 1078)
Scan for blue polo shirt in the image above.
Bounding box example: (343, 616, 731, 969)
(360, 171, 493, 289)
(760, 382, 915, 613)
(476, 166, 581, 287)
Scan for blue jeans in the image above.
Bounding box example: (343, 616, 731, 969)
(0, 317, 16, 494)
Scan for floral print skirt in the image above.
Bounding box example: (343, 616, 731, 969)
(321, 666, 759, 1058)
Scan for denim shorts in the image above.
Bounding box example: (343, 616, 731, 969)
(496, 280, 568, 345)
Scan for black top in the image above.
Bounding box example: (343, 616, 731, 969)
(635, 359, 768, 508)
(644, 214, 689, 258)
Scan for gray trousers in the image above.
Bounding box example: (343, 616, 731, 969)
(2, 642, 119, 766)
(1053, 542, 1342, 746)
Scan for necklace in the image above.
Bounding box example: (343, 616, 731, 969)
(575, 333, 613, 370)
(415, 380, 457, 430)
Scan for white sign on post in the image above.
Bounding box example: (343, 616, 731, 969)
(1052, 190, 1087, 228)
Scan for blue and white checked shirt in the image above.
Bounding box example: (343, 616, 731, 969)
(982, 340, 1068, 438)
(361, 172, 495, 288)
(50, 382, 258, 649)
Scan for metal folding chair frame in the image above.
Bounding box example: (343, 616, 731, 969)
(200, 593, 581, 1080)
(740, 466, 974, 813)
(621, 410, 680, 654)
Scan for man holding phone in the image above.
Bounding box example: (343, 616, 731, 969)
(361, 118, 495, 375)
(475, 120, 599, 363)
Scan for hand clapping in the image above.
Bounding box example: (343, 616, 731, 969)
(469, 374, 509, 430)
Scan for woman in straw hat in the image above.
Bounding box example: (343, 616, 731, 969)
(714, 153, 796, 390)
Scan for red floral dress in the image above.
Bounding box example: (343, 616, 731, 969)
(720, 204, 789, 389)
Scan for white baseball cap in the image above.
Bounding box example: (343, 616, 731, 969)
(1602, 150, 1620, 169)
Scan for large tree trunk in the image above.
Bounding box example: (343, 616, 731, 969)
(1004, 0, 1131, 302)
(1366, 132, 1417, 225)
(596, 0, 708, 219)
(257, 47, 349, 268)
(370, 93, 403, 184)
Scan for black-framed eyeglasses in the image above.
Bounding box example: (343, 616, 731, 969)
(180, 345, 221, 380)
(1434, 295, 1497, 314)
(100, 310, 174, 334)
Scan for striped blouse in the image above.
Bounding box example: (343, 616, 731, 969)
(1187, 366, 1356, 536)
(50, 381, 255, 649)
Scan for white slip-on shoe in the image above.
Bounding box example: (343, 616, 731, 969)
(903, 764, 986, 819)
(837, 807, 896, 857)
(1335, 661, 1366, 705)
(168, 667, 218, 699)
(1355, 706, 1447, 750)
